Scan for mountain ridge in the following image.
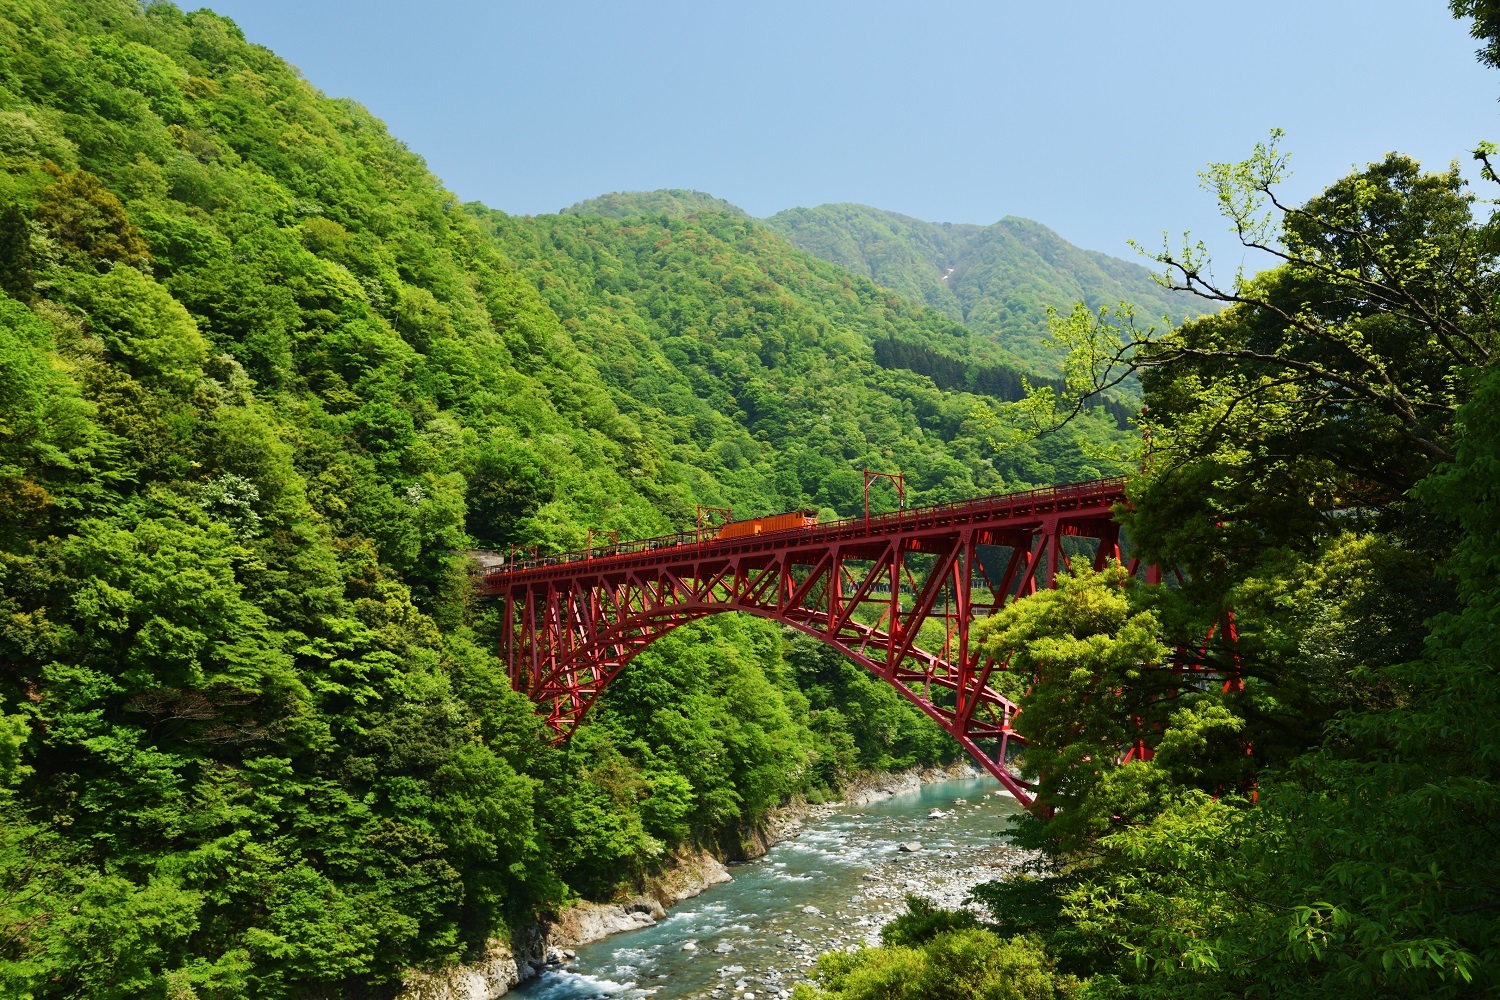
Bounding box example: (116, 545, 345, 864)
(560, 191, 1207, 370)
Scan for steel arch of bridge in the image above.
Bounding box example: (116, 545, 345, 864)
(478, 477, 1140, 807)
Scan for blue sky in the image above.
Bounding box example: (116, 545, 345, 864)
(204, 1, 1493, 268)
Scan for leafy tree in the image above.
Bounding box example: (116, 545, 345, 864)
(880, 893, 982, 947)
(32, 170, 152, 272)
(0, 205, 34, 300)
(1453, 0, 1500, 68)
(977, 373, 1500, 997)
(74, 265, 208, 392)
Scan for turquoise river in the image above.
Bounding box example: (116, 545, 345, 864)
(511, 775, 1029, 1000)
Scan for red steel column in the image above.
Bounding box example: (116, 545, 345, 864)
(955, 529, 973, 721)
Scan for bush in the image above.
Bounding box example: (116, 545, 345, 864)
(880, 893, 981, 947)
(796, 927, 1079, 1000)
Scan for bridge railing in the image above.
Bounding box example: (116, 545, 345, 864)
(489, 476, 1130, 579)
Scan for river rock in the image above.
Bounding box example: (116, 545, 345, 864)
(682, 940, 697, 951)
(927, 808, 946, 818)
(652, 847, 734, 901)
(543, 845, 732, 955)
(801, 905, 820, 914)
(547, 896, 665, 948)
(839, 761, 983, 806)
(898, 841, 923, 852)
(396, 933, 536, 999)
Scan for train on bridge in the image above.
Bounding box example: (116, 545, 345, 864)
(713, 508, 819, 540)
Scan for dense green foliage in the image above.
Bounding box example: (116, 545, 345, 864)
(793, 918, 1078, 1000)
(870, 338, 1135, 429)
(797, 23, 1500, 995)
(560, 188, 748, 220)
(761, 204, 1208, 371)
(879, 893, 982, 948)
(473, 204, 1131, 518)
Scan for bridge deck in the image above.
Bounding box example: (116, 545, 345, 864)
(480, 475, 1130, 593)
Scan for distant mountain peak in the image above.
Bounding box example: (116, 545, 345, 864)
(760, 204, 1207, 369)
(561, 189, 749, 219)
(552, 194, 1207, 371)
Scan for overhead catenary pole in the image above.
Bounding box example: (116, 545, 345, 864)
(695, 504, 732, 542)
(863, 468, 905, 531)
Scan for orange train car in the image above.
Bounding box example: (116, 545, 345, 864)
(715, 508, 819, 540)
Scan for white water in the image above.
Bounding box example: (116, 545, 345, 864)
(512, 776, 1028, 999)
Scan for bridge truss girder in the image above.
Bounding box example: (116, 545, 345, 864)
(493, 488, 1128, 807)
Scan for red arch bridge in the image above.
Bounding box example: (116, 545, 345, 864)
(478, 476, 1168, 808)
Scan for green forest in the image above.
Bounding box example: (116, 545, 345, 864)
(0, 0, 1495, 998)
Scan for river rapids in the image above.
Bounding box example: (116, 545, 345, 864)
(511, 775, 1030, 1000)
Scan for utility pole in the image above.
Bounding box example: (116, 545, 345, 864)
(695, 504, 732, 542)
(863, 469, 905, 531)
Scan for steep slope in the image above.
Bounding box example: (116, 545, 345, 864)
(762, 204, 1208, 370)
(561, 194, 1206, 373)
(474, 208, 1128, 534)
(762, 202, 969, 317)
(0, 3, 1125, 995)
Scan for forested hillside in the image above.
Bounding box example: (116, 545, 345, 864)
(470, 206, 1128, 532)
(557, 193, 1206, 373)
(0, 3, 1121, 996)
(561, 188, 748, 220)
(762, 204, 1208, 370)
